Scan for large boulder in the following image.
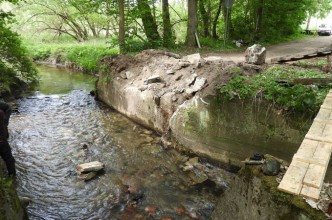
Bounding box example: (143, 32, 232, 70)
(245, 44, 266, 65)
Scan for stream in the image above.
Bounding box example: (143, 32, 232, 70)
(7, 65, 331, 219)
(9, 65, 221, 219)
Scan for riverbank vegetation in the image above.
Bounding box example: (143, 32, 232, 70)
(0, 0, 37, 95)
(24, 38, 118, 73)
(218, 63, 332, 112)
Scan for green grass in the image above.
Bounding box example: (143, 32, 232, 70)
(218, 65, 332, 112)
(295, 59, 327, 68)
(23, 37, 118, 73)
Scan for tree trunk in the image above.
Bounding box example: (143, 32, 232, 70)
(306, 13, 312, 30)
(222, 5, 233, 40)
(199, 0, 210, 37)
(137, 0, 161, 44)
(162, 0, 173, 46)
(212, 0, 222, 39)
(119, 0, 125, 54)
(255, 0, 263, 40)
(185, 0, 198, 47)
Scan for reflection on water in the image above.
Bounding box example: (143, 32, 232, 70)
(9, 66, 222, 219)
(35, 65, 95, 94)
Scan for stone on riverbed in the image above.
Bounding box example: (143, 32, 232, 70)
(76, 161, 105, 174)
(78, 171, 98, 181)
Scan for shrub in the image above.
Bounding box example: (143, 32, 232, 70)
(218, 66, 332, 112)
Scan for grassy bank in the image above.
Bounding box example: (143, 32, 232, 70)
(23, 38, 118, 74)
(218, 60, 331, 113)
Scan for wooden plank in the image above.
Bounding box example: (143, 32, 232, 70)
(315, 108, 332, 121)
(323, 96, 332, 106)
(303, 164, 326, 189)
(76, 161, 104, 174)
(278, 159, 309, 195)
(295, 142, 332, 166)
(320, 105, 332, 110)
(305, 122, 325, 138)
(312, 142, 332, 165)
(293, 139, 318, 163)
(304, 122, 332, 143)
(300, 185, 321, 200)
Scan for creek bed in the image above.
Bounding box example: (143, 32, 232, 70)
(7, 65, 331, 219)
(9, 65, 223, 219)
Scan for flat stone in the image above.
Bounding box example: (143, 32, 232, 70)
(186, 73, 197, 86)
(204, 56, 223, 63)
(125, 71, 135, 79)
(76, 161, 104, 174)
(186, 77, 206, 94)
(185, 53, 201, 67)
(78, 171, 98, 181)
(166, 69, 176, 75)
(179, 61, 190, 68)
(144, 75, 162, 85)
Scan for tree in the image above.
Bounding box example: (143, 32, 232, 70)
(306, 0, 332, 30)
(212, 0, 223, 39)
(137, 0, 161, 45)
(17, 0, 116, 41)
(0, 0, 37, 91)
(162, 0, 173, 46)
(118, 0, 125, 53)
(198, 0, 210, 37)
(185, 0, 198, 47)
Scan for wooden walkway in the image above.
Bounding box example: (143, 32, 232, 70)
(270, 45, 332, 64)
(278, 90, 332, 200)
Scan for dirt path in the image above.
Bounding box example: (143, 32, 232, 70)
(204, 36, 332, 63)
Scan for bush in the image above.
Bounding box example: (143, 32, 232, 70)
(218, 66, 332, 112)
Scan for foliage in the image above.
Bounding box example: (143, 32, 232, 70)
(24, 38, 118, 73)
(8, 0, 332, 51)
(295, 59, 327, 68)
(0, 1, 37, 91)
(218, 66, 332, 112)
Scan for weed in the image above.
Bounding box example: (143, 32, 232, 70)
(218, 66, 332, 112)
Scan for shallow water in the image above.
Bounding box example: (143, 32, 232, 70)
(9, 66, 220, 219)
(7, 65, 331, 219)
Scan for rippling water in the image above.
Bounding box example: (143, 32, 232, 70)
(9, 66, 221, 219)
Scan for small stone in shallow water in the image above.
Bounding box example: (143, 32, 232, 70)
(78, 171, 97, 181)
(80, 142, 89, 149)
(145, 206, 157, 213)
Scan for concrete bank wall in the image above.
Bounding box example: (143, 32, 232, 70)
(95, 51, 324, 219)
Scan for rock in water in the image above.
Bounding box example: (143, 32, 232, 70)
(245, 44, 266, 65)
(76, 161, 104, 174)
(261, 159, 280, 176)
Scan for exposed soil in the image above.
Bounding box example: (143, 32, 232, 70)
(201, 35, 332, 63)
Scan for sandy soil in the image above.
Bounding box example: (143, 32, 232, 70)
(202, 35, 332, 63)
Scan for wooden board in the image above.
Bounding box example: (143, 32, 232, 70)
(315, 108, 332, 121)
(278, 89, 332, 200)
(270, 46, 332, 63)
(76, 161, 104, 174)
(303, 164, 326, 189)
(300, 184, 321, 200)
(277, 159, 309, 195)
(293, 140, 332, 166)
